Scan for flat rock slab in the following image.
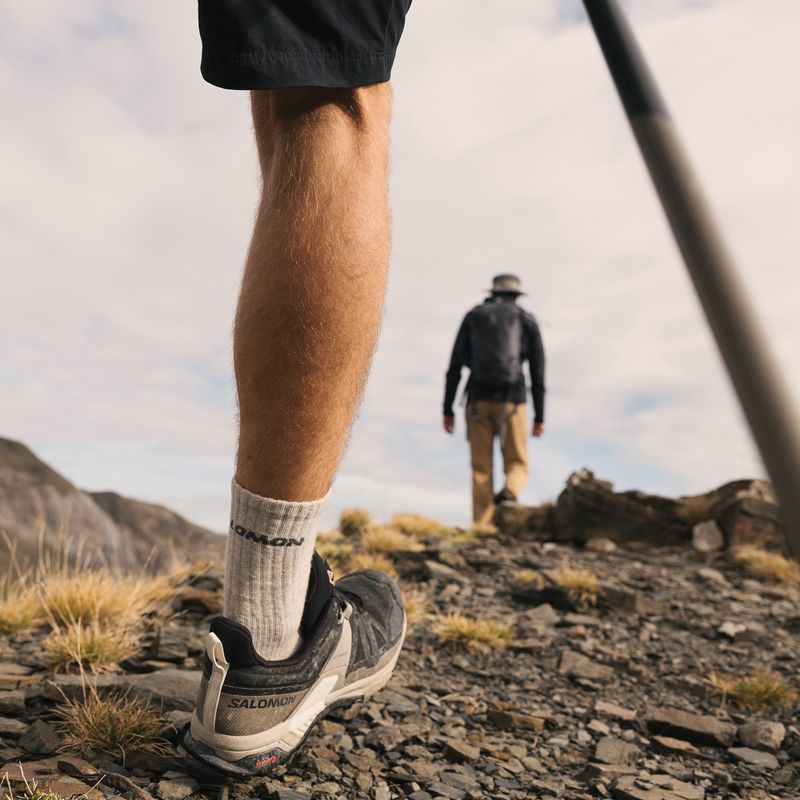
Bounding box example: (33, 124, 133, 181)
(487, 708, 546, 732)
(0, 661, 33, 675)
(427, 782, 466, 800)
(728, 746, 780, 770)
(157, 777, 198, 800)
(644, 707, 736, 747)
(580, 763, 639, 782)
(651, 736, 700, 757)
(612, 775, 704, 800)
(0, 716, 27, 737)
(595, 700, 637, 721)
(559, 650, 615, 681)
(443, 738, 480, 763)
(595, 736, 640, 765)
(124, 669, 202, 711)
(43, 669, 202, 711)
(0, 689, 26, 714)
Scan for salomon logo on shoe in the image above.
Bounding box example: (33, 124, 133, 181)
(230, 521, 305, 547)
(227, 695, 296, 710)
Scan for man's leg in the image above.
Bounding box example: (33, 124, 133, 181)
(225, 85, 392, 660)
(236, 86, 391, 500)
(500, 402, 529, 498)
(468, 402, 496, 524)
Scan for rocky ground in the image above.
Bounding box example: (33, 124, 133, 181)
(1, 520, 799, 800)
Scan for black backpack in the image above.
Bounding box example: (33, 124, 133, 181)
(468, 301, 523, 390)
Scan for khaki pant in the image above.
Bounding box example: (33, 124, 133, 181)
(466, 401, 528, 525)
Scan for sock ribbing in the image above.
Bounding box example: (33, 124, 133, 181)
(224, 480, 325, 660)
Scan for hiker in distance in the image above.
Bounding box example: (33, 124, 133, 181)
(443, 274, 546, 525)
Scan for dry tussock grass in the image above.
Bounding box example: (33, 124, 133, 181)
(317, 538, 355, 562)
(55, 682, 168, 763)
(339, 508, 372, 539)
(361, 525, 423, 554)
(400, 584, 430, 625)
(0, 576, 43, 634)
(162, 557, 218, 585)
(554, 567, 599, 608)
(710, 669, 797, 710)
(0, 535, 184, 671)
(434, 612, 512, 654)
(389, 513, 456, 540)
(345, 552, 398, 578)
(510, 569, 542, 589)
(732, 545, 799, 585)
(37, 559, 175, 671)
(1, 771, 71, 800)
(39, 568, 171, 629)
(44, 620, 142, 672)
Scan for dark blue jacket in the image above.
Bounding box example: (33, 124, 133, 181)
(443, 296, 545, 422)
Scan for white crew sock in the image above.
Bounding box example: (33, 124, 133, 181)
(224, 480, 325, 660)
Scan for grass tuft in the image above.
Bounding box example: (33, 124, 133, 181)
(361, 525, 423, 554)
(434, 612, 512, 654)
(2, 771, 70, 800)
(710, 670, 797, 710)
(678, 495, 715, 526)
(163, 557, 218, 585)
(339, 508, 372, 539)
(554, 568, 599, 608)
(56, 683, 168, 763)
(732, 545, 799, 585)
(510, 569, 542, 589)
(389, 513, 458, 540)
(400, 584, 430, 625)
(45, 619, 141, 672)
(345, 552, 398, 578)
(0, 577, 43, 634)
(317, 538, 355, 562)
(39, 568, 172, 629)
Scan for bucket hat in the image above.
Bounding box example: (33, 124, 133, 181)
(488, 273, 526, 295)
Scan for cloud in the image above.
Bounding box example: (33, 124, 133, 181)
(1, 0, 799, 532)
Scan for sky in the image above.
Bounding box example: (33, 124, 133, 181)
(1, 1, 799, 533)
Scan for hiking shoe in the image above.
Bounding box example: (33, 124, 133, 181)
(182, 553, 406, 776)
(494, 487, 517, 504)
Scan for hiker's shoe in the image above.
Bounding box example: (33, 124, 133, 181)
(494, 487, 517, 504)
(182, 553, 406, 776)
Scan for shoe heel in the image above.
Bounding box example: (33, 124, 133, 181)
(195, 631, 229, 734)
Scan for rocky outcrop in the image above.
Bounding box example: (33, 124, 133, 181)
(495, 468, 788, 553)
(0, 437, 222, 571)
(553, 470, 686, 547)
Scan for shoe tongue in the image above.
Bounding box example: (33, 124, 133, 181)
(300, 551, 335, 634)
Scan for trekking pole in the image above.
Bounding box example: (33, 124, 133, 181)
(582, 0, 800, 558)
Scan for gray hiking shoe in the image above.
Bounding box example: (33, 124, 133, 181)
(182, 553, 406, 776)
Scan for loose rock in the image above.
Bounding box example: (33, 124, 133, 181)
(595, 736, 640, 766)
(643, 708, 736, 747)
(728, 746, 780, 770)
(737, 720, 785, 751)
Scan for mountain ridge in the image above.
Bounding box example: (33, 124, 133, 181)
(0, 437, 223, 571)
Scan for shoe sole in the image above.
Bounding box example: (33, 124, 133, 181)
(182, 618, 406, 777)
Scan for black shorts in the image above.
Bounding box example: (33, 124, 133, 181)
(198, 0, 412, 90)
